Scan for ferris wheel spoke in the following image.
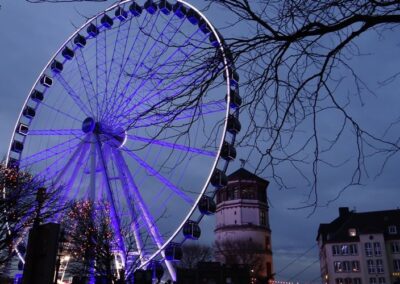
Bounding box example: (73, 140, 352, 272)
(27, 129, 82, 136)
(103, 13, 149, 122)
(40, 101, 83, 123)
(53, 141, 90, 221)
(120, 67, 214, 128)
(100, 19, 132, 122)
(132, 99, 226, 129)
(112, 149, 146, 263)
(113, 31, 208, 124)
(129, 54, 218, 121)
(19, 136, 82, 168)
(58, 142, 90, 199)
(105, 11, 163, 122)
(106, 11, 184, 122)
(70, 147, 92, 201)
(54, 73, 92, 117)
(32, 151, 72, 182)
(52, 137, 89, 187)
(114, 36, 204, 123)
(113, 149, 176, 278)
(75, 48, 97, 117)
(95, 28, 107, 119)
(95, 135, 127, 263)
(126, 134, 216, 157)
(121, 147, 193, 204)
(118, 31, 209, 114)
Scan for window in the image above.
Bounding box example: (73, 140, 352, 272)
(344, 278, 352, 284)
(378, 277, 386, 284)
(352, 261, 360, 272)
(335, 261, 343, 272)
(353, 278, 362, 284)
(332, 245, 341, 256)
(336, 278, 344, 284)
(369, 278, 377, 284)
(367, 260, 375, 274)
(259, 210, 266, 226)
(392, 242, 400, 254)
(341, 245, 350, 255)
(393, 259, 400, 272)
(343, 261, 351, 272)
(349, 228, 357, 237)
(376, 259, 384, 273)
(374, 242, 382, 256)
(265, 236, 271, 249)
(350, 244, 358, 255)
(389, 225, 397, 235)
(266, 262, 272, 276)
(365, 243, 373, 257)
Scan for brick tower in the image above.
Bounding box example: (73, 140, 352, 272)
(214, 167, 273, 280)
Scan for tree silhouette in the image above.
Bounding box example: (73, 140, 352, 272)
(178, 243, 212, 269)
(62, 200, 122, 283)
(0, 164, 67, 269)
(206, 0, 400, 209)
(215, 239, 265, 281)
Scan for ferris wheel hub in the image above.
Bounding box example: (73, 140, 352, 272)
(82, 117, 127, 148)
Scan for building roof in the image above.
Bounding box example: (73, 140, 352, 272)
(228, 168, 269, 186)
(317, 207, 400, 243)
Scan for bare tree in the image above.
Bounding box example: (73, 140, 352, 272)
(178, 243, 213, 269)
(61, 200, 122, 283)
(214, 239, 264, 278)
(61, 199, 148, 283)
(0, 164, 67, 269)
(203, 0, 400, 210)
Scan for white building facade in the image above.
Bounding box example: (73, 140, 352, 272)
(317, 207, 400, 284)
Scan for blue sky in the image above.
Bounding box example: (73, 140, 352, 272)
(1, 1, 400, 282)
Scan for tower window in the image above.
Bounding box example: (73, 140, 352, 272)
(260, 210, 266, 226)
(265, 236, 270, 249)
(389, 225, 397, 234)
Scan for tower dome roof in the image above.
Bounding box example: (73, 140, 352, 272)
(228, 168, 269, 186)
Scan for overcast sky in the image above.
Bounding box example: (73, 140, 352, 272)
(1, 1, 400, 283)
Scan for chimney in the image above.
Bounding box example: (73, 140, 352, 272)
(339, 207, 350, 218)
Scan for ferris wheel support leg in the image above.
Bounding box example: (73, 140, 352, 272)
(53, 142, 90, 221)
(53, 137, 88, 188)
(64, 142, 90, 199)
(114, 150, 176, 281)
(88, 134, 97, 201)
(95, 135, 127, 265)
(112, 149, 145, 263)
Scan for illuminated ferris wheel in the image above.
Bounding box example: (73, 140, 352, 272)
(6, 0, 241, 280)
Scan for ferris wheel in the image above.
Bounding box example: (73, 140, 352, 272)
(6, 0, 241, 280)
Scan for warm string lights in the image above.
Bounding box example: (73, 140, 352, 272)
(62, 200, 118, 275)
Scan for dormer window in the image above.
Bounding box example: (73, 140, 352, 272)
(389, 225, 397, 235)
(348, 228, 357, 237)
